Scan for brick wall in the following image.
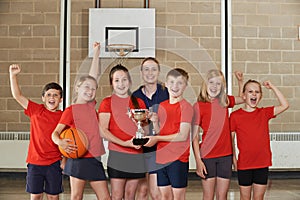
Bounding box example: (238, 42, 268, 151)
(0, 0, 299, 132)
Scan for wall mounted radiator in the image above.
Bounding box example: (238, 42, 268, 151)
(0, 132, 299, 171)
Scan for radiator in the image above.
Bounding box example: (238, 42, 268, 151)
(270, 132, 300, 169)
(0, 132, 29, 171)
(0, 132, 299, 171)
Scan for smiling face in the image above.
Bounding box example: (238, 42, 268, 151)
(141, 60, 160, 84)
(243, 81, 262, 109)
(76, 78, 97, 103)
(42, 89, 62, 111)
(112, 70, 131, 98)
(207, 76, 223, 99)
(165, 75, 187, 99)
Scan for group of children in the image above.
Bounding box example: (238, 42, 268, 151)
(9, 42, 289, 200)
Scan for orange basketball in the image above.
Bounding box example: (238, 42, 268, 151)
(59, 128, 89, 159)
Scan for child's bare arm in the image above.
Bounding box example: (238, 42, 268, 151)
(234, 71, 244, 104)
(231, 131, 237, 171)
(192, 125, 207, 178)
(9, 64, 29, 109)
(89, 42, 101, 81)
(263, 80, 289, 116)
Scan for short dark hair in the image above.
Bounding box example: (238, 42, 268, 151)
(166, 68, 189, 82)
(42, 82, 63, 98)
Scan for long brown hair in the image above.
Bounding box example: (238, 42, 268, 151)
(109, 64, 139, 109)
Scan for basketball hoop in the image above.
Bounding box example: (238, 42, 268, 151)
(106, 44, 135, 57)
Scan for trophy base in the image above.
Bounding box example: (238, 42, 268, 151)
(133, 138, 149, 145)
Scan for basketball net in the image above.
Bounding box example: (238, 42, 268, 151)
(106, 43, 135, 65)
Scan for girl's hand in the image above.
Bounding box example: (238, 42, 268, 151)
(263, 80, 273, 89)
(234, 71, 243, 82)
(196, 160, 208, 179)
(123, 138, 141, 149)
(93, 42, 100, 56)
(58, 138, 77, 154)
(232, 156, 238, 171)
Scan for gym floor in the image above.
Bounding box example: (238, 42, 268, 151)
(0, 172, 299, 200)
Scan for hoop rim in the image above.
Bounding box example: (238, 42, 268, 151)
(106, 44, 135, 57)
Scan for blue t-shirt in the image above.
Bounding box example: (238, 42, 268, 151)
(132, 83, 169, 111)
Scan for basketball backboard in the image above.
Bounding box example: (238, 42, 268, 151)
(89, 8, 155, 58)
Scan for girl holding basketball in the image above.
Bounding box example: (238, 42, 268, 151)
(98, 64, 147, 200)
(52, 42, 111, 200)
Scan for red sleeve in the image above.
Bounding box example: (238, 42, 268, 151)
(193, 102, 200, 125)
(137, 98, 146, 109)
(229, 111, 237, 132)
(181, 100, 193, 123)
(59, 106, 73, 127)
(98, 97, 111, 113)
(24, 100, 43, 117)
(228, 95, 235, 108)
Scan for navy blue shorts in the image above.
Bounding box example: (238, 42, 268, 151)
(64, 157, 107, 181)
(202, 155, 232, 179)
(157, 160, 189, 188)
(26, 160, 63, 195)
(238, 167, 269, 186)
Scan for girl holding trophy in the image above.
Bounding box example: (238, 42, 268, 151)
(98, 64, 147, 200)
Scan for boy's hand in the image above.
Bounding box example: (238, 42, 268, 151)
(234, 71, 243, 82)
(143, 136, 158, 147)
(9, 64, 21, 76)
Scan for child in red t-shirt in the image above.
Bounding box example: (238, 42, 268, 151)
(9, 64, 63, 200)
(192, 69, 244, 200)
(230, 79, 289, 200)
(98, 64, 147, 200)
(52, 42, 111, 200)
(144, 68, 193, 200)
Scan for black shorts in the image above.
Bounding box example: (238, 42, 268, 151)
(238, 167, 269, 186)
(64, 157, 107, 181)
(107, 150, 146, 178)
(202, 155, 232, 179)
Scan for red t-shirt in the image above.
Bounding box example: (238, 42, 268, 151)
(156, 99, 193, 164)
(98, 94, 146, 154)
(193, 96, 235, 159)
(59, 101, 105, 158)
(24, 100, 62, 165)
(230, 107, 275, 170)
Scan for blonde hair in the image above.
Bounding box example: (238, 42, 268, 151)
(72, 75, 98, 103)
(197, 69, 229, 107)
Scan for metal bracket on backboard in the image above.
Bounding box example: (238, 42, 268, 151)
(95, 0, 150, 8)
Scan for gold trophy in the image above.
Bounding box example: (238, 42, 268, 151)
(129, 109, 150, 145)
